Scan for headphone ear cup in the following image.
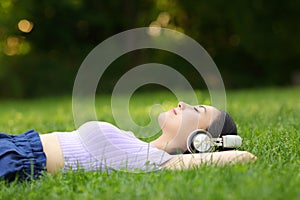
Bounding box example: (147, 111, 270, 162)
(187, 129, 214, 153)
(187, 131, 197, 153)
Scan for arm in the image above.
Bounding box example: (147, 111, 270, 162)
(160, 150, 257, 170)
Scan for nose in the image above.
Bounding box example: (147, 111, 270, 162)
(178, 101, 190, 110)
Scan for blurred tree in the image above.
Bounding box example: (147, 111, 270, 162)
(0, 0, 299, 98)
(0, 0, 155, 97)
(177, 0, 300, 87)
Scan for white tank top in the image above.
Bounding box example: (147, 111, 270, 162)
(55, 121, 173, 172)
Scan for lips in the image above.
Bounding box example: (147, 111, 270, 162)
(172, 108, 177, 115)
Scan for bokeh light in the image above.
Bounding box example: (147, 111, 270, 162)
(18, 19, 34, 33)
(148, 21, 161, 37)
(3, 36, 31, 56)
(157, 12, 170, 27)
(4, 36, 20, 56)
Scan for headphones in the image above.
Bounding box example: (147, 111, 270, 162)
(187, 129, 242, 153)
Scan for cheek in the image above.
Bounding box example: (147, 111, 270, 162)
(180, 113, 200, 131)
(197, 115, 211, 129)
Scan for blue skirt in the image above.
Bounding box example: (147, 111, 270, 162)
(0, 130, 46, 182)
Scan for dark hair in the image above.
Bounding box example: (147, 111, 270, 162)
(207, 111, 237, 138)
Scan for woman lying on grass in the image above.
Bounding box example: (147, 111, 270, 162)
(0, 102, 256, 182)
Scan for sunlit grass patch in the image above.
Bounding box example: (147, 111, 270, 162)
(0, 87, 299, 200)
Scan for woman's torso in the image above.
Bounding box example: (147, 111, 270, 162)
(41, 121, 173, 173)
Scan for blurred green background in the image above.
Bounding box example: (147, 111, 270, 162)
(0, 0, 299, 98)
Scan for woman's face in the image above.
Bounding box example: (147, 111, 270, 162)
(158, 101, 221, 137)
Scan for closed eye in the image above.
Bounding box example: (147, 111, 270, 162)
(199, 105, 207, 112)
(194, 105, 207, 113)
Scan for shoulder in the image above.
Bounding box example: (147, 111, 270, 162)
(77, 121, 137, 139)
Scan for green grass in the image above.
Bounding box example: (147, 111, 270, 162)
(0, 87, 300, 200)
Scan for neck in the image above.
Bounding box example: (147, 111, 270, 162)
(150, 131, 183, 154)
(150, 134, 172, 152)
